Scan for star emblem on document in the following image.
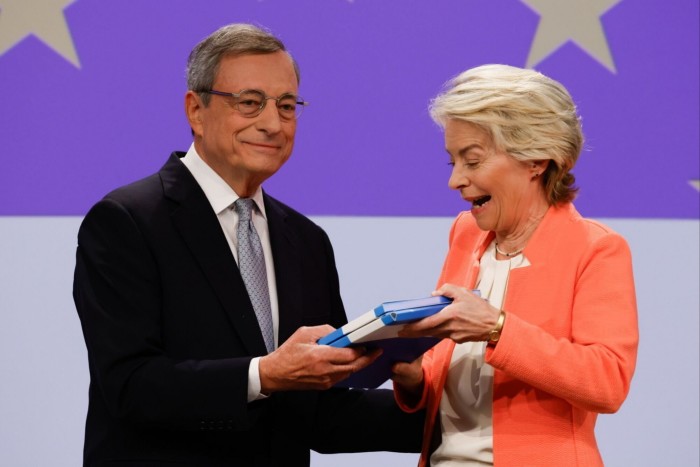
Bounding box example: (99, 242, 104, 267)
(521, 0, 621, 73)
(0, 0, 80, 67)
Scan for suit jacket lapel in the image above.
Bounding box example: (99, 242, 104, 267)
(264, 194, 303, 345)
(160, 152, 268, 356)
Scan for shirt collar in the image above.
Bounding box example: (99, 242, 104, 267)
(180, 143, 267, 218)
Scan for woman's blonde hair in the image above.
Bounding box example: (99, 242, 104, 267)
(430, 64, 584, 204)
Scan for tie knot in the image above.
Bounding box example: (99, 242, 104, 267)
(234, 198, 256, 222)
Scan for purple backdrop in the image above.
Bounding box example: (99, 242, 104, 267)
(0, 0, 697, 218)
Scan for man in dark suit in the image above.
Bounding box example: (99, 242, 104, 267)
(73, 23, 423, 466)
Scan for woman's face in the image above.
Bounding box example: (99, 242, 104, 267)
(444, 119, 546, 235)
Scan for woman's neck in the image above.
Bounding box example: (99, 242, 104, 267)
(495, 201, 549, 256)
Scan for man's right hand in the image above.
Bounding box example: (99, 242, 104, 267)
(259, 325, 381, 392)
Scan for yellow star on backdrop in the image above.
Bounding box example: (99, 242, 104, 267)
(522, 0, 621, 73)
(0, 0, 80, 67)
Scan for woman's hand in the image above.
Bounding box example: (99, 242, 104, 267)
(399, 283, 501, 344)
(391, 356, 424, 398)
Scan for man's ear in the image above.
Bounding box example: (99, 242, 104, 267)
(185, 91, 204, 137)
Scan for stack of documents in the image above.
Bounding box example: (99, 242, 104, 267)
(318, 296, 452, 388)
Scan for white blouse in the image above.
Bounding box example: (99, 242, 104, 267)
(431, 241, 529, 466)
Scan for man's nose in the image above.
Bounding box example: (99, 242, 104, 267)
(255, 99, 283, 132)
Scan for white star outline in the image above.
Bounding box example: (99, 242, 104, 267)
(521, 0, 621, 73)
(0, 0, 80, 68)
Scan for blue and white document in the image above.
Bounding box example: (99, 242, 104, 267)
(318, 295, 452, 388)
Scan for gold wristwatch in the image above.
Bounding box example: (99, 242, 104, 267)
(488, 310, 506, 344)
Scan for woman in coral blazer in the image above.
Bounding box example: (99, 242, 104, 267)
(392, 65, 638, 466)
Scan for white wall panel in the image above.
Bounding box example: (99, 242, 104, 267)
(0, 217, 697, 466)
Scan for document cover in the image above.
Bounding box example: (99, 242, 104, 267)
(318, 296, 452, 388)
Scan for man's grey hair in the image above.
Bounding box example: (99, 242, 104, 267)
(186, 23, 300, 106)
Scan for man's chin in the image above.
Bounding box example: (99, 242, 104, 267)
(246, 161, 288, 183)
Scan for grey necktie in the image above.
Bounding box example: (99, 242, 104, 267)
(234, 198, 274, 353)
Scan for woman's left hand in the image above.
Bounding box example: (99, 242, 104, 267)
(398, 283, 501, 344)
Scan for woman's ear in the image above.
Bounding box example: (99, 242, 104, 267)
(531, 159, 550, 178)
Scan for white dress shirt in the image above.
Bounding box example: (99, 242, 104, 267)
(180, 143, 278, 402)
(431, 241, 529, 466)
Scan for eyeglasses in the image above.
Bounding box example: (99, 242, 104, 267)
(203, 89, 308, 120)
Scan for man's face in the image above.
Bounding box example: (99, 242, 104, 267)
(186, 51, 298, 196)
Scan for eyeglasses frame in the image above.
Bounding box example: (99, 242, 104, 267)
(202, 89, 308, 119)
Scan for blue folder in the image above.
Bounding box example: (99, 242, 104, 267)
(318, 295, 452, 388)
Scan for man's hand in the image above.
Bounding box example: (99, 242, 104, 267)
(259, 325, 381, 392)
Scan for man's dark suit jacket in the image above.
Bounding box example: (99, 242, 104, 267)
(73, 152, 423, 466)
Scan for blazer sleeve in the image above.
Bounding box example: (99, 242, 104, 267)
(486, 230, 639, 413)
(393, 215, 463, 413)
(74, 198, 254, 430)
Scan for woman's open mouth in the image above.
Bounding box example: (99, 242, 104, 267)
(472, 195, 491, 208)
